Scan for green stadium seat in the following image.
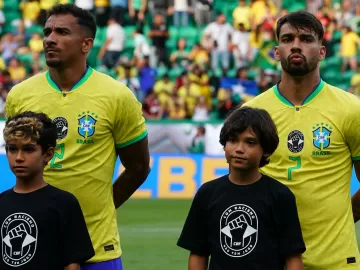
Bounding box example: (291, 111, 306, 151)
(87, 47, 100, 68)
(325, 56, 342, 68)
(124, 38, 134, 50)
(168, 66, 184, 80)
(209, 110, 219, 121)
(93, 27, 107, 48)
(332, 31, 342, 42)
(227, 68, 236, 77)
(156, 65, 168, 78)
(3, 0, 19, 11)
(169, 27, 179, 40)
(335, 83, 350, 91)
(26, 24, 43, 36)
(124, 26, 136, 38)
(247, 69, 259, 80)
(4, 11, 21, 25)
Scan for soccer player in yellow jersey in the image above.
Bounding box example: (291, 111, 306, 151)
(245, 11, 360, 270)
(4, 4, 150, 270)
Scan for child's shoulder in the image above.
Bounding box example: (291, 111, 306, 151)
(0, 189, 12, 200)
(44, 185, 80, 205)
(197, 175, 229, 194)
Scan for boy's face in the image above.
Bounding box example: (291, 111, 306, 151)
(6, 139, 54, 180)
(224, 127, 264, 171)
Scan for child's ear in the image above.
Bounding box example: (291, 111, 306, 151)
(263, 153, 270, 159)
(44, 147, 54, 165)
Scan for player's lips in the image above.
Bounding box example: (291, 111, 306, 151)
(45, 48, 59, 53)
(290, 54, 304, 63)
(232, 156, 247, 161)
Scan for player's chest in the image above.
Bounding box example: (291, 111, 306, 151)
(272, 109, 345, 156)
(22, 95, 112, 144)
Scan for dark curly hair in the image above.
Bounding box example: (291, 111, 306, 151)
(47, 4, 97, 39)
(4, 111, 57, 153)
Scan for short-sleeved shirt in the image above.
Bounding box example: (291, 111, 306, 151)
(244, 80, 360, 269)
(177, 175, 305, 270)
(5, 67, 147, 263)
(0, 185, 94, 269)
(341, 32, 360, 57)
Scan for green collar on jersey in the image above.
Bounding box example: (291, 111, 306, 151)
(273, 79, 325, 107)
(46, 66, 93, 92)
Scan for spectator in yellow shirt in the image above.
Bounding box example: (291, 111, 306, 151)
(8, 58, 26, 83)
(341, 26, 360, 72)
(188, 65, 211, 105)
(20, 0, 41, 28)
(178, 75, 201, 117)
(232, 0, 250, 30)
(249, 0, 277, 28)
(29, 33, 44, 53)
(154, 74, 175, 107)
(169, 99, 186, 119)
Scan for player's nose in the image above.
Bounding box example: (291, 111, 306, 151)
(15, 151, 25, 162)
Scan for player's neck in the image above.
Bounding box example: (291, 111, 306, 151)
(278, 70, 321, 106)
(14, 174, 48, 194)
(49, 62, 88, 92)
(229, 169, 262, 186)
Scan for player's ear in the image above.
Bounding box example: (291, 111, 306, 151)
(319, 44, 326, 61)
(263, 153, 270, 159)
(82, 38, 94, 54)
(44, 147, 54, 165)
(274, 46, 281, 61)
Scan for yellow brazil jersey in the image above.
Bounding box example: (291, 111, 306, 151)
(5, 67, 147, 263)
(244, 80, 360, 270)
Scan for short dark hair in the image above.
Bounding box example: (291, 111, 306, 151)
(219, 107, 279, 167)
(47, 4, 97, 39)
(4, 111, 57, 153)
(276, 11, 324, 41)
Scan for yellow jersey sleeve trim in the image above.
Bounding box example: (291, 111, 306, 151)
(116, 130, 148, 148)
(352, 156, 360, 161)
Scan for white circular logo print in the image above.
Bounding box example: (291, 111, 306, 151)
(287, 130, 304, 153)
(1, 213, 38, 267)
(53, 117, 68, 140)
(220, 204, 258, 257)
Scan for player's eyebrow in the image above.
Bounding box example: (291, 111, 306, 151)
(280, 33, 315, 39)
(43, 26, 71, 34)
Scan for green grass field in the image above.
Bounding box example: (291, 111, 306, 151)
(117, 199, 360, 270)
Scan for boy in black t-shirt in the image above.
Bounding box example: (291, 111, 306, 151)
(0, 111, 95, 270)
(177, 107, 306, 270)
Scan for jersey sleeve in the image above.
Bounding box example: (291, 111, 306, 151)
(60, 194, 95, 266)
(177, 185, 210, 256)
(344, 95, 360, 161)
(274, 186, 306, 258)
(114, 84, 147, 148)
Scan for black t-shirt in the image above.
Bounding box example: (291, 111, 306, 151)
(151, 23, 168, 48)
(177, 175, 306, 270)
(0, 185, 95, 269)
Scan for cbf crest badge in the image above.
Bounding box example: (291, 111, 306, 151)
(312, 123, 332, 150)
(77, 111, 98, 138)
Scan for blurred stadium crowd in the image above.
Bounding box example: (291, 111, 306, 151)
(0, 0, 359, 120)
